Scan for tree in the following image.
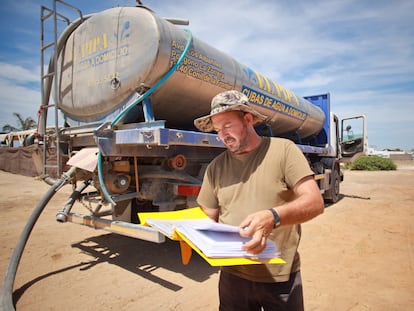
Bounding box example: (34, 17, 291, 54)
(2, 113, 37, 132)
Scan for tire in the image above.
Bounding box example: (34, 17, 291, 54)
(325, 167, 340, 203)
(23, 134, 35, 146)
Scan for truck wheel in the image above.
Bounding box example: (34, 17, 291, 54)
(325, 168, 340, 203)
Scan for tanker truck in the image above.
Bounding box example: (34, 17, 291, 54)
(37, 1, 367, 241)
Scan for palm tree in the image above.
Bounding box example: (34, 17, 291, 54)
(2, 113, 37, 132)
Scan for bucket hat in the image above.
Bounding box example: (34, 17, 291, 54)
(194, 90, 267, 132)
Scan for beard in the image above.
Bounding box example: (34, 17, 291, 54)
(223, 124, 250, 154)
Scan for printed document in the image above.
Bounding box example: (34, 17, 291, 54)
(146, 217, 279, 259)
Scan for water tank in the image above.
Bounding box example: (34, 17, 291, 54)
(57, 6, 325, 138)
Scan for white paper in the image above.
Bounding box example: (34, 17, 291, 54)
(146, 217, 279, 259)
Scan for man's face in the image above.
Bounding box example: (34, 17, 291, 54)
(212, 111, 250, 154)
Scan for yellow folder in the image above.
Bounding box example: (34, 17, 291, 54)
(138, 207, 208, 240)
(138, 207, 285, 266)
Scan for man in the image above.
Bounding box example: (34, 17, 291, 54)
(194, 90, 324, 311)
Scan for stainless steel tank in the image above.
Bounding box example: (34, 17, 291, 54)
(57, 6, 325, 138)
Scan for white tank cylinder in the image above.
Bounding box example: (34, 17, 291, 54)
(57, 6, 325, 138)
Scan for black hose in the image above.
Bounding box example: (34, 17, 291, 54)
(1, 167, 76, 311)
(42, 175, 58, 186)
(56, 179, 91, 223)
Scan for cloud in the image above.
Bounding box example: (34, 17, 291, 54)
(0, 0, 413, 150)
(0, 76, 40, 127)
(0, 62, 39, 84)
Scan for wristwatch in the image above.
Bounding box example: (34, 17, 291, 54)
(269, 208, 281, 228)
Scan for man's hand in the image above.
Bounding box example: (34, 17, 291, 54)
(239, 210, 275, 255)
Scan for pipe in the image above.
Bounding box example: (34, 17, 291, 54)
(0, 166, 76, 311)
(96, 28, 194, 206)
(109, 28, 193, 128)
(56, 179, 91, 222)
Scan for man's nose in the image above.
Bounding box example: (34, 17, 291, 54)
(221, 127, 230, 135)
(218, 129, 229, 140)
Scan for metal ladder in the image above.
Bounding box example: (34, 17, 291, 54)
(39, 0, 83, 177)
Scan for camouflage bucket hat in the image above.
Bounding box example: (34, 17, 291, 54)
(194, 90, 267, 132)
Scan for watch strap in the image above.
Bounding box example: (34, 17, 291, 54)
(269, 208, 281, 228)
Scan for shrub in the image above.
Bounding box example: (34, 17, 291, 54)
(349, 155, 397, 171)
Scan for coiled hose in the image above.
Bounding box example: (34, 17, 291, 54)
(1, 166, 76, 311)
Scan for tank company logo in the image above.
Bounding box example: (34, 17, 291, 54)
(170, 40, 233, 90)
(242, 67, 300, 107)
(242, 86, 307, 121)
(75, 25, 130, 71)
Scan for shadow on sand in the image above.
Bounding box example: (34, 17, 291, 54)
(13, 233, 218, 304)
(324, 193, 371, 208)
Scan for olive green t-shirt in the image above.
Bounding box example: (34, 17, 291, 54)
(197, 137, 314, 282)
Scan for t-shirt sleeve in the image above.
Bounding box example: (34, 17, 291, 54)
(284, 140, 315, 188)
(196, 163, 220, 210)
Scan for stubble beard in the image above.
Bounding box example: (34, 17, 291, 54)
(224, 124, 250, 154)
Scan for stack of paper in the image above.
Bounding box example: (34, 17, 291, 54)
(145, 217, 238, 237)
(138, 207, 209, 240)
(139, 207, 285, 266)
(146, 217, 279, 259)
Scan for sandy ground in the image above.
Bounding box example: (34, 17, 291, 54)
(1, 162, 413, 310)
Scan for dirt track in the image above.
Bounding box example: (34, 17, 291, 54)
(1, 162, 413, 310)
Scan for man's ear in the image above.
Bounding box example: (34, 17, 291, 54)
(243, 112, 254, 125)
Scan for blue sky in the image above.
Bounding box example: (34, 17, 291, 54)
(0, 0, 413, 150)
